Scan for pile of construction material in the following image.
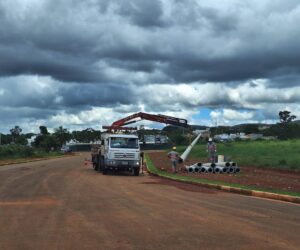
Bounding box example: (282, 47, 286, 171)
(179, 134, 240, 174)
(185, 162, 240, 174)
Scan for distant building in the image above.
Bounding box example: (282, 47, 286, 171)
(248, 133, 264, 140)
(27, 135, 37, 146)
(143, 135, 168, 144)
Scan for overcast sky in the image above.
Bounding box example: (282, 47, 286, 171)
(1, 0, 300, 133)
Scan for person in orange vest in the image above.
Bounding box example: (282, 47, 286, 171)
(168, 146, 180, 173)
(207, 138, 217, 163)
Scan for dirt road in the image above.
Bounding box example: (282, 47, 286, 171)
(0, 154, 299, 250)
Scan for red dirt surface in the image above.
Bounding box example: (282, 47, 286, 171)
(148, 152, 300, 193)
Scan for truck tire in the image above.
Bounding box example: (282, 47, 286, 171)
(133, 167, 140, 176)
(98, 156, 104, 172)
(93, 163, 98, 171)
(93, 155, 100, 171)
(102, 167, 108, 175)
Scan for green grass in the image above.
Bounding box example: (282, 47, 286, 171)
(176, 139, 300, 170)
(0, 144, 63, 161)
(145, 154, 300, 198)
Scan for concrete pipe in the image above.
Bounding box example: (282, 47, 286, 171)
(216, 162, 231, 167)
(180, 134, 202, 162)
(200, 166, 206, 173)
(214, 166, 221, 173)
(201, 165, 212, 173)
(222, 167, 228, 173)
(230, 162, 237, 167)
(228, 167, 235, 173)
(197, 162, 202, 167)
(194, 166, 200, 173)
(234, 167, 240, 173)
(185, 165, 194, 173)
(215, 166, 226, 173)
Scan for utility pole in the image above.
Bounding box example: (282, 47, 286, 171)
(0, 133, 1, 145)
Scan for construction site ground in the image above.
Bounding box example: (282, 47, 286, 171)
(0, 153, 300, 249)
(148, 152, 300, 194)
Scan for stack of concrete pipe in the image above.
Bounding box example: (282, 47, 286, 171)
(180, 134, 240, 174)
(185, 162, 240, 174)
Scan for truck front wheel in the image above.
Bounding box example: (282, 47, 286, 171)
(133, 167, 140, 176)
(102, 167, 108, 175)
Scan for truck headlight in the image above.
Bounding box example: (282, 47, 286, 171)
(135, 161, 140, 165)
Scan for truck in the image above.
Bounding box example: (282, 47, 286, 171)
(91, 132, 141, 176)
(91, 112, 190, 176)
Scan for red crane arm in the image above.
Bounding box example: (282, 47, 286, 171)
(103, 112, 189, 130)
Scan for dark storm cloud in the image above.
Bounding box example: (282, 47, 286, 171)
(1, 0, 300, 132)
(0, 80, 135, 110)
(116, 0, 166, 28)
(0, 0, 299, 85)
(60, 83, 136, 107)
(0, 107, 56, 122)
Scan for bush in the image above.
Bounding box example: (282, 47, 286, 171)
(0, 145, 34, 159)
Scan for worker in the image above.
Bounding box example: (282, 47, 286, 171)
(168, 146, 180, 173)
(207, 138, 217, 163)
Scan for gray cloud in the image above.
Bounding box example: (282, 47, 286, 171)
(0, 0, 300, 132)
(0, 0, 299, 84)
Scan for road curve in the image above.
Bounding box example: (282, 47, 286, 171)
(0, 153, 299, 250)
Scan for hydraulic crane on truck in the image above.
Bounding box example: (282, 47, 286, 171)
(102, 112, 190, 131)
(92, 112, 192, 175)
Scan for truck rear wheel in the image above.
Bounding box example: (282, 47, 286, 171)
(93, 163, 98, 171)
(97, 156, 104, 173)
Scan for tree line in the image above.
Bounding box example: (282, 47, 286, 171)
(0, 126, 101, 151)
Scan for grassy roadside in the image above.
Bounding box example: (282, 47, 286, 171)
(145, 154, 300, 198)
(0, 152, 65, 166)
(176, 139, 300, 171)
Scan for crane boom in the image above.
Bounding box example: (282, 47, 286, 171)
(103, 112, 189, 131)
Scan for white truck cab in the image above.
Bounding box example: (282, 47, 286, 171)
(92, 133, 141, 176)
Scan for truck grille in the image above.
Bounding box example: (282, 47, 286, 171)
(114, 153, 135, 159)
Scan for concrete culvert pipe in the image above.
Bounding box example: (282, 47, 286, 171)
(201, 165, 210, 173)
(214, 167, 221, 173)
(216, 166, 226, 173)
(234, 167, 240, 173)
(231, 162, 237, 167)
(229, 167, 235, 173)
(216, 162, 231, 167)
(207, 167, 213, 173)
(194, 166, 199, 173)
(211, 163, 216, 168)
(222, 167, 228, 173)
(200, 167, 206, 173)
(197, 162, 202, 167)
(185, 166, 194, 173)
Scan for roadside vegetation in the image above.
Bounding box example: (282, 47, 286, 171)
(0, 144, 63, 161)
(176, 139, 300, 170)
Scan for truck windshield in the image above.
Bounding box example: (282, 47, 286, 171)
(110, 137, 139, 149)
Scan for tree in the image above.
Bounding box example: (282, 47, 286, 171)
(39, 135, 60, 151)
(279, 111, 296, 124)
(278, 111, 297, 140)
(16, 135, 28, 145)
(34, 134, 60, 151)
(39, 126, 49, 135)
(54, 126, 70, 147)
(10, 126, 22, 143)
(71, 128, 101, 143)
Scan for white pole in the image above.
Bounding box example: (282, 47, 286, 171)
(180, 133, 201, 162)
